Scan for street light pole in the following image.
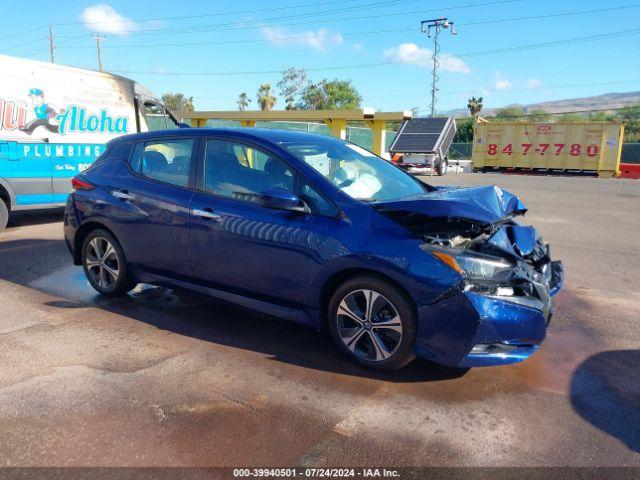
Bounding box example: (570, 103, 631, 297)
(421, 18, 457, 117)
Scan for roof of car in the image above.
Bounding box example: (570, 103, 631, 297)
(119, 127, 340, 144)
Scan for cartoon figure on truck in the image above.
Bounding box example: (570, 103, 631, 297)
(0, 54, 180, 231)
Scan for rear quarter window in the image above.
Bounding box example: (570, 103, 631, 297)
(129, 142, 144, 173)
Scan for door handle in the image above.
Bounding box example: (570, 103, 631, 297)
(112, 190, 135, 201)
(192, 207, 222, 221)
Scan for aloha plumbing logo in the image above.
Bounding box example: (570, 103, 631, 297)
(0, 88, 129, 135)
(55, 105, 128, 134)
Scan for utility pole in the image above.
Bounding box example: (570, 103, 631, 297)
(48, 25, 55, 63)
(93, 34, 105, 72)
(421, 18, 457, 117)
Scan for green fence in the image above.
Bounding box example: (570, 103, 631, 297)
(621, 143, 640, 164)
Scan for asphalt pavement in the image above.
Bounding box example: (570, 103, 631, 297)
(0, 173, 638, 467)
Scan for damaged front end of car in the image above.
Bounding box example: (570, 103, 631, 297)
(375, 185, 564, 367)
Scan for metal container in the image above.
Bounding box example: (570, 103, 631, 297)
(472, 121, 625, 177)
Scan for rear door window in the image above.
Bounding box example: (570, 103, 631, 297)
(131, 139, 195, 188)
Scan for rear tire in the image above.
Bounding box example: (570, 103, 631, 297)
(328, 275, 417, 371)
(82, 229, 136, 296)
(0, 199, 8, 232)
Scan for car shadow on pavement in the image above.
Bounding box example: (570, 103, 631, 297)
(123, 287, 467, 383)
(45, 281, 469, 383)
(570, 349, 640, 453)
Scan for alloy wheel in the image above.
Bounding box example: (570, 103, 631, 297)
(336, 289, 403, 362)
(85, 236, 120, 289)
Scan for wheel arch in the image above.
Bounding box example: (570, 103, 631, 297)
(318, 268, 416, 331)
(0, 179, 15, 210)
(73, 221, 118, 265)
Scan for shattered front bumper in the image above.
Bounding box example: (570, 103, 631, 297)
(414, 260, 564, 368)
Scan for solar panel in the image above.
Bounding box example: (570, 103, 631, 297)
(401, 117, 448, 134)
(389, 117, 457, 154)
(391, 133, 441, 152)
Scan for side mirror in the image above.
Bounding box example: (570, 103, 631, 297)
(260, 188, 303, 211)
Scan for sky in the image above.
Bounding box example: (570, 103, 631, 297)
(1, 0, 639, 114)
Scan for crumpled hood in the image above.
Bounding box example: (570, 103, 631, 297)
(374, 185, 527, 224)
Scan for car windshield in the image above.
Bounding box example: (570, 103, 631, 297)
(279, 137, 428, 202)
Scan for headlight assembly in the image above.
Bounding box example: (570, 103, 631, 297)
(425, 246, 513, 281)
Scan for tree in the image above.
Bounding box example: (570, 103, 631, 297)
(237, 92, 251, 111)
(454, 117, 474, 143)
(297, 79, 362, 110)
(467, 96, 483, 118)
(161, 93, 194, 112)
(493, 106, 526, 121)
(277, 67, 308, 110)
(257, 84, 277, 111)
(588, 110, 616, 122)
(620, 104, 640, 142)
(527, 108, 548, 122)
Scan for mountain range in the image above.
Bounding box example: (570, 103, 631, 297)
(442, 91, 640, 118)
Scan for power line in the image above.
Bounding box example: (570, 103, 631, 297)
(48, 4, 637, 51)
(57, 28, 414, 50)
(3, 0, 403, 43)
(55, 0, 428, 37)
(20, 36, 83, 58)
(51, 0, 396, 26)
(456, 27, 640, 58)
(458, 4, 639, 26)
(3, 36, 50, 52)
(109, 27, 640, 77)
(0, 25, 48, 43)
(57, 0, 521, 39)
(8, 1, 634, 59)
(362, 80, 640, 99)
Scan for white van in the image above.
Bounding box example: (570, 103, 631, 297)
(0, 54, 179, 230)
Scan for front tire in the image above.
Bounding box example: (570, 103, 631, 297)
(328, 275, 417, 371)
(0, 199, 8, 232)
(82, 229, 136, 296)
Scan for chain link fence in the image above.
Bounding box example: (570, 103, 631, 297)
(196, 120, 640, 163)
(621, 143, 640, 164)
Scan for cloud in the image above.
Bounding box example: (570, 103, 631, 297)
(80, 4, 138, 35)
(495, 71, 512, 90)
(260, 26, 343, 52)
(382, 43, 470, 73)
(352, 43, 363, 52)
(527, 78, 542, 88)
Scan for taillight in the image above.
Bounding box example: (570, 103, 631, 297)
(71, 176, 95, 191)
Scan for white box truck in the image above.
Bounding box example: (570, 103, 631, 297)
(0, 54, 180, 231)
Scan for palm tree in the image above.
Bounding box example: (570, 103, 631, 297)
(467, 96, 483, 118)
(257, 84, 277, 111)
(237, 92, 251, 111)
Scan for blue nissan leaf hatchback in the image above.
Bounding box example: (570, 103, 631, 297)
(64, 128, 563, 370)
